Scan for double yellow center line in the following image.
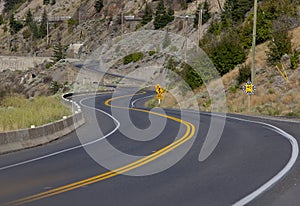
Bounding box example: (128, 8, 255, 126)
(7, 92, 195, 206)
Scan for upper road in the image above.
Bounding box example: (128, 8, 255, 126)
(0, 89, 298, 206)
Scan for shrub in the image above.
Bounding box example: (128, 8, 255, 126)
(208, 20, 222, 36)
(229, 85, 239, 93)
(50, 81, 62, 94)
(290, 50, 299, 70)
(268, 89, 275, 94)
(45, 62, 54, 69)
(67, 18, 78, 32)
(237, 64, 251, 84)
(185, 67, 203, 89)
(132, 52, 144, 62)
(267, 29, 292, 65)
(123, 52, 144, 64)
(287, 112, 298, 117)
(180, 63, 203, 89)
(149, 51, 156, 56)
(22, 28, 32, 39)
(123, 54, 133, 65)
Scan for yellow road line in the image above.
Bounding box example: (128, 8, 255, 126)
(7, 92, 195, 206)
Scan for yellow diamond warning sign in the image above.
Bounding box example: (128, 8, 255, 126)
(242, 82, 256, 95)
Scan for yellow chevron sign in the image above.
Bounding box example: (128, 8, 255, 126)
(155, 84, 164, 101)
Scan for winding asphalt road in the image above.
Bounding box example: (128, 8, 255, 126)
(0, 89, 299, 206)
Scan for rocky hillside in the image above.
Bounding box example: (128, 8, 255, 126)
(0, 0, 225, 57)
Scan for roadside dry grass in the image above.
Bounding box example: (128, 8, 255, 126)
(0, 95, 71, 132)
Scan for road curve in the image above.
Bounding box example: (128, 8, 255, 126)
(0, 89, 298, 206)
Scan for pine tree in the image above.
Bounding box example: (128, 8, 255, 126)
(203, 0, 211, 24)
(154, 0, 167, 29)
(25, 10, 33, 26)
(221, 0, 253, 28)
(39, 9, 48, 38)
(50, 0, 56, 5)
(9, 13, 23, 34)
(167, 7, 174, 22)
(52, 41, 66, 62)
(31, 21, 39, 39)
(94, 0, 104, 13)
(141, 2, 153, 26)
(154, 0, 174, 29)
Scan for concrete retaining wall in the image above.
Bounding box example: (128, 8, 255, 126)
(0, 56, 51, 71)
(0, 94, 85, 154)
(0, 56, 80, 71)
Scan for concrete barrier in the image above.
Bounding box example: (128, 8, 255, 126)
(0, 94, 85, 154)
(0, 56, 51, 71)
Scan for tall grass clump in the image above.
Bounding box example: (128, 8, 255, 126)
(0, 95, 71, 132)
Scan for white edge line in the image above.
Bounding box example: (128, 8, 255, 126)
(229, 115, 299, 206)
(181, 110, 299, 206)
(0, 95, 120, 171)
(131, 95, 154, 108)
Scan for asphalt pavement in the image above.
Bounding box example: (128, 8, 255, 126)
(0, 89, 298, 206)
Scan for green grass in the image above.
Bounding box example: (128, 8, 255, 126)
(0, 95, 72, 132)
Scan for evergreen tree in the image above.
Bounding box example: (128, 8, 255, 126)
(25, 10, 40, 39)
(39, 9, 48, 38)
(141, 3, 153, 26)
(31, 21, 39, 39)
(154, 0, 174, 29)
(9, 13, 23, 34)
(202, 0, 211, 24)
(167, 7, 174, 22)
(267, 29, 292, 65)
(94, 0, 104, 13)
(25, 10, 33, 26)
(221, 0, 253, 28)
(52, 41, 66, 62)
(50, 0, 56, 5)
(154, 0, 167, 29)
